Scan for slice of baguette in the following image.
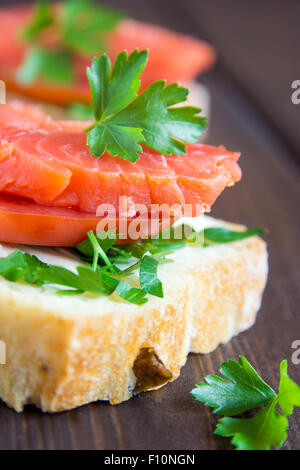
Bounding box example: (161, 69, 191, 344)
(0, 216, 268, 412)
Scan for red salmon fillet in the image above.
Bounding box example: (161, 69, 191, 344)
(0, 5, 216, 105)
(0, 102, 241, 217)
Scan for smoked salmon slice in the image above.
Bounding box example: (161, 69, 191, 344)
(0, 102, 241, 218)
(0, 5, 215, 105)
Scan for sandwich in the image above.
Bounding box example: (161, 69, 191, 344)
(0, 0, 215, 105)
(0, 49, 268, 412)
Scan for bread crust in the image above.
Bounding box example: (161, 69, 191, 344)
(0, 217, 268, 412)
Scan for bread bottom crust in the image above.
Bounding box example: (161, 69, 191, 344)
(0, 223, 268, 412)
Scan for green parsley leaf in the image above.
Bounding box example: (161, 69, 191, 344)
(0, 250, 48, 284)
(191, 356, 276, 416)
(21, 1, 54, 41)
(108, 247, 133, 264)
(78, 266, 119, 295)
(0, 250, 119, 297)
(191, 357, 300, 450)
(204, 227, 266, 245)
(22, 253, 48, 283)
(61, 0, 125, 55)
(0, 250, 27, 282)
(88, 124, 144, 162)
(37, 264, 119, 296)
(87, 50, 148, 121)
(116, 282, 148, 305)
(87, 50, 206, 162)
(17, 47, 74, 84)
(216, 398, 288, 451)
(278, 360, 300, 415)
(36, 265, 82, 291)
(122, 81, 206, 155)
(139, 255, 163, 298)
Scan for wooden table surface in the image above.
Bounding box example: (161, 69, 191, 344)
(0, 0, 299, 450)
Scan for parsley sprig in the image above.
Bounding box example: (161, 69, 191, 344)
(191, 356, 300, 450)
(17, 0, 124, 84)
(86, 49, 206, 162)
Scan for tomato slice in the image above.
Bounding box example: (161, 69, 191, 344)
(0, 194, 174, 247)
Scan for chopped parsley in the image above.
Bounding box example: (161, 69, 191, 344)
(0, 224, 265, 305)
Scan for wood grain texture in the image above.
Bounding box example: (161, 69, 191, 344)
(155, 0, 300, 160)
(0, 0, 299, 450)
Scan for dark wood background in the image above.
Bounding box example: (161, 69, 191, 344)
(0, 0, 299, 450)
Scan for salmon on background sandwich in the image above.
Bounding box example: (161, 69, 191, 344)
(0, 49, 268, 413)
(0, 0, 215, 105)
